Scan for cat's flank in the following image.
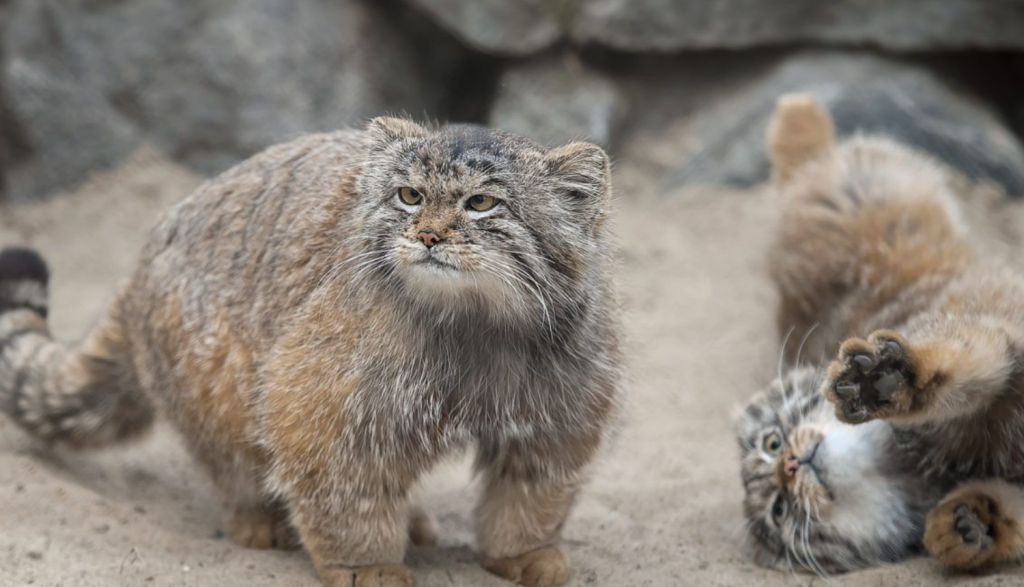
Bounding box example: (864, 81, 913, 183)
(0, 119, 623, 587)
(737, 94, 1024, 573)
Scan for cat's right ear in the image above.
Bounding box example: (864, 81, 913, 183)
(367, 117, 429, 151)
(542, 142, 612, 222)
(767, 94, 834, 187)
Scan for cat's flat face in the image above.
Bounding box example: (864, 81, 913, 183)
(353, 119, 611, 323)
(735, 366, 923, 573)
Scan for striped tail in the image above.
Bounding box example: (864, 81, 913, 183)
(0, 247, 154, 448)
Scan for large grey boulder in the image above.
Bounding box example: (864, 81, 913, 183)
(406, 0, 562, 56)
(405, 0, 1024, 56)
(489, 54, 626, 148)
(1, 0, 450, 201)
(572, 0, 1024, 53)
(2, 1, 143, 202)
(660, 51, 1024, 198)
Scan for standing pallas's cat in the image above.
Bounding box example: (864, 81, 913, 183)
(737, 94, 1024, 573)
(0, 118, 623, 587)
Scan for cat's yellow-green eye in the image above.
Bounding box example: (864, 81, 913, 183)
(398, 187, 422, 206)
(762, 432, 783, 455)
(771, 494, 786, 525)
(467, 194, 497, 212)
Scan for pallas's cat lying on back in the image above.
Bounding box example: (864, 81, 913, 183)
(0, 119, 623, 587)
(736, 94, 1024, 573)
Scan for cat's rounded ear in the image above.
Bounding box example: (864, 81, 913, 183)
(767, 93, 835, 187)
(367, 117, 429, 150)
(542, 142, 612, 217)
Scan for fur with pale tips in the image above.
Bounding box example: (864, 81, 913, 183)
(737, 93, 1024, 575)
(0, 118, 624, 587)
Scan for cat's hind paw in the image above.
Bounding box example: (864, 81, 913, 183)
(925, 493, 1001, 570)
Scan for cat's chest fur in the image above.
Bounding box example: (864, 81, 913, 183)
(342, 307, 609, 453)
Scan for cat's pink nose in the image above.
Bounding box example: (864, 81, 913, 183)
(782, 454, 800, 477)
(417, 229, 441, 248)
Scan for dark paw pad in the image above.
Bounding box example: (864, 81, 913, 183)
(833, 338, 911, 422)
(954, 504, 994, 550)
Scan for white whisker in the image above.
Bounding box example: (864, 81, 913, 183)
(778, 326, 796, 382)
(793, 323, 821, 370)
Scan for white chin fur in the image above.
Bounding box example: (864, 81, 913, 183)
(400, 259, 515, 301)
(396, 242, 474, 293)
(817, 420, 915, 549)
(396, 241, 515, 299)
(402, 262, 477, 292)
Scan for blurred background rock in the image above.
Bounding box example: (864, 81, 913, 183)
(2, 0, 1024, 202)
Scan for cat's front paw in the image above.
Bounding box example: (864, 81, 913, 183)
(484, 546, 569, 586)
(824, 330, 916, 424)
(925, 493, 1000, 570)
(319, 564, 413, 587)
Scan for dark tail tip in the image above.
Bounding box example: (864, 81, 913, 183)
(0, 247, 49, 285)
(0, 247, 49, 317)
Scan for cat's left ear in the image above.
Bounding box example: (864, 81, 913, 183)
(542, 142, 612, 217)
(367, 117, 429, 151)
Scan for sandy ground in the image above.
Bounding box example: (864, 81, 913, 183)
(2, 148, 1023, 587)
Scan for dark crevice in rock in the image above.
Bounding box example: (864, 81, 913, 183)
(383, 0, 505, 125)
(923, 51, 1024, 138)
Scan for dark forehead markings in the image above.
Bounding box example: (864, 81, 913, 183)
(745, 403, 765, 420)
(448, 140, 466, 161)
(480, 176, 508, 189)
(390, 150, 415, 174)
(465, 158, 497, 174)
(773, 412, 788, 437)
(437, 124, 515, 163)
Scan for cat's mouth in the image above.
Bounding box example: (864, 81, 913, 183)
(799, 442, 832, 493)
(414, 255, 459, 271)
(405, 244, 462, 273)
